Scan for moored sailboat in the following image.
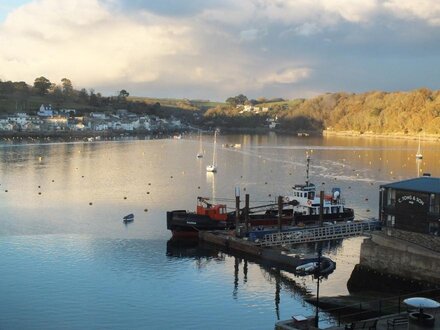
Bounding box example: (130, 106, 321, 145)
(196, 131, 203, 158)
(416, 134, 423, 160)
(206, 130, 218, 172)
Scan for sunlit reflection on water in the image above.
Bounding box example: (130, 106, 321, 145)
(0, 135, 438, 329)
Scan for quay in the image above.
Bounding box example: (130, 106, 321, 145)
(199, 219, 380, 272)
(199, 230, 304, 272)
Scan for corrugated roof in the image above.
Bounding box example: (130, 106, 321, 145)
(380, 176, 440, 194)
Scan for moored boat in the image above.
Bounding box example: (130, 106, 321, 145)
(123, 213, 134, 222)
(295, 256, 336, 277)
(167, 197, 234, 237)
(283, 156, 354, 224)
(167, 197, 293, 237)
(206, 130, 218, 172)
(167, 156, 354, 237)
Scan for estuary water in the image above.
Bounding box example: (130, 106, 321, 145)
(0, 133, 439, 329)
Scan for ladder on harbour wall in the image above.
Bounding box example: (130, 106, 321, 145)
(258, 221, 381, 247)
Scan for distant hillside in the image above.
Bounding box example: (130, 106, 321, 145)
(284, 89, 440, 134)
(2, 77, 439, 136)
(0, 78, 221, 120)
(204, 88, 440, 135)
(128, 96, 225, 112)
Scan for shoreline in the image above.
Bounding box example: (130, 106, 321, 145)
(323, 130, 440, 141)
(0, 129, 439, 143)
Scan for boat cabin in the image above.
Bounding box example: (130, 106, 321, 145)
(196, 198, 228, 221)
(286, 184, 345, 216)
(380, 175, 440, 235)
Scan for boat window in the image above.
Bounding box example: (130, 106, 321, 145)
(308, 192, 315, 200)
(332, 207, 339, 213)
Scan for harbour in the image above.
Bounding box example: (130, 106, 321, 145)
(0, 133, 439, 329)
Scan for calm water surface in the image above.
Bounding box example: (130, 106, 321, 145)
(0, 134, 439, 329)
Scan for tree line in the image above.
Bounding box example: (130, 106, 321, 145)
(0, 77, 162, 115)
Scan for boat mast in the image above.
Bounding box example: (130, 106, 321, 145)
(305, 154, 310, 186)
(417, 134, 421, 154)
(212, 130, 217, 165)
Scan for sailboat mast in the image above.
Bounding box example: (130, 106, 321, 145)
(212, 131, 217, 165)
(418, 134, 421, 153)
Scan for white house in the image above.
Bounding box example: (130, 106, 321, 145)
(90, 112, 106, 119)
(38, 104, 54, 117)
(0, 119, 14, 131)
(8, 115, 28, 126)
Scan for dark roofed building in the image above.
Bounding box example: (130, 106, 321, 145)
(379, 175, 440, 235)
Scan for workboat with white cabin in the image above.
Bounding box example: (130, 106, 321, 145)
(282, 156, 354, 224)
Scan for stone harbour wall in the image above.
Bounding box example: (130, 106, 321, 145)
(358, 232, 440, 285)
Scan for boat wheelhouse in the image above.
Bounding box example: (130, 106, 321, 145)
(379, 175, 440, 235)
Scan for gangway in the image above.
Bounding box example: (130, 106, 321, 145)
(258, 220, 381, 247)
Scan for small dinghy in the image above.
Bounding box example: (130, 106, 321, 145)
(123, 213, 134, 223)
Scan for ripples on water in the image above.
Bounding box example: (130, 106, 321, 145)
(0, 134, 439, 329)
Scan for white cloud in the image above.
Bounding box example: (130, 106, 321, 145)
(0, 0, 195, 87)
(240, 28, 263, 42)
(294, 22, 322, 36)
(384, 0, 440, 26)
(259, 67, 311, 85)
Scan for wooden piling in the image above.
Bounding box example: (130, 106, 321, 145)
(278, 195, 283, 233)
(235, 194, 240, 236)
(245, 194, 250, 234)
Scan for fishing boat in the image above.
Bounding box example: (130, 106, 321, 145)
(416, 134, 423, 160)
(206, 130, 218, 172)
(196, 131, 203, 158)
(282, 156, 354, 224)
(123, 213, 134, 223)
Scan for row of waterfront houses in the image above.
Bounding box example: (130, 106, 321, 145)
(0, 104, 184, 132)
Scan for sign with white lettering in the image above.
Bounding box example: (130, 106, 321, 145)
(396, 191, 429, 213)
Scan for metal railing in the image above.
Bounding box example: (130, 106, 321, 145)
(258, 220, 381, 247)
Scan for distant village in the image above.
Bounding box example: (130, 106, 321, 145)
(0, 104, 186, 134)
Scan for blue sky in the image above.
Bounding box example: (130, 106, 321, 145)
(0, 0, 439, 101)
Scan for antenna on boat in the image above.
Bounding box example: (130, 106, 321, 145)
(305, 153, 310, 187)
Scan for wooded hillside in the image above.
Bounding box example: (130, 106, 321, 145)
(206, 88, 440, 134)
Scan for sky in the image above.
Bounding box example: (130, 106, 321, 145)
(0, 0, 440, 101)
